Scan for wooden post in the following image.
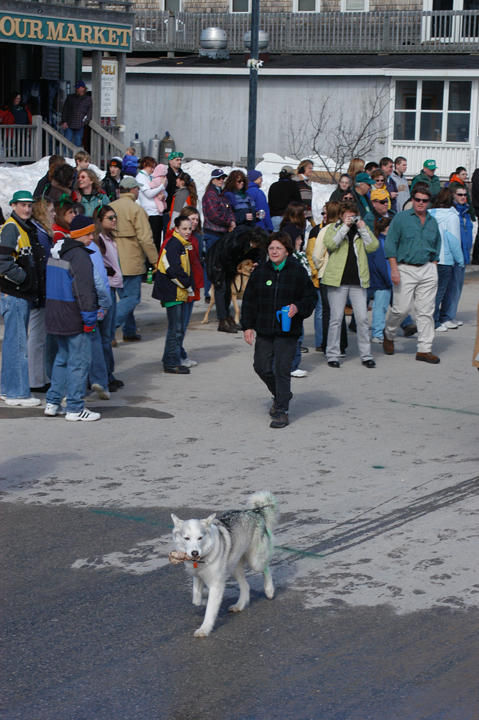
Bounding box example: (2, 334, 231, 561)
(116, 52, 126, 146)
(91, 50, 102, 165)
(32, 115, 43, 162)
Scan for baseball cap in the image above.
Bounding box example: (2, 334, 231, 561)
(169, 151, 184, 160)
(355, 172, 375, 186)
(210, 168, 227, 179)
(370, 188, 389, 202)
(423, 159, 437, 170)
(10, 190, 33, 204)
(69, 215, 95, 239)
(280, 165, 295, 175)
(119, 176, 140, 189)
(75, 80, 86, 89)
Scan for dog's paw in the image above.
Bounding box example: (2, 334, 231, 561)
(194, 626, 211, 638)
(228, 603, 244, 613)
(265, 587, 275, 600)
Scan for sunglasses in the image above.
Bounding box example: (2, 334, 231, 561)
(455, 193, 467, 197)
(413, 197, 429, 203)
(105, 214, 117, 220)
(375, 199, 388, 205)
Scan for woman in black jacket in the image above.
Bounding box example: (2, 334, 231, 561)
(241, 232, 316, 428)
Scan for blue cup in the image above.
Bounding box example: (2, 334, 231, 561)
(276, 305, 291, 332)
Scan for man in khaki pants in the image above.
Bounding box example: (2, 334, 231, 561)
(383, 183, 441, 364)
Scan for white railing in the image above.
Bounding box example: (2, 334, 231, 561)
(89, 120, 127, 169)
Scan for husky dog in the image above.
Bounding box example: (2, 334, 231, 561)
(171, 491, 278, 637)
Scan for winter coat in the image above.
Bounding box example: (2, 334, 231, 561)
(202, 184, 235, 234)
(268, 178, 301, 217)
(309, 224, 331, 283)
(61, 93, 92, 130)
(453, 202, 474, 265)
(45, 237, 97, 335)
(1, 103, 32, 125)
(367, 232, 393, 292)
(471, 168, 479, 208)
(0, 212, 45, 306)
(428, 208, 463, 266)
(152, 230, 193, 304)
(98, 232, 123, 289)
(122, 154, 139, 177)
(240, 254, 316, 339)
(109, 192, 158, 276)
(390, 170, 410, 212)
(102, 173, 121, 202)
(247, 182, 273, 232)
(448, 176, 476, 221)
(166, 166, 179, 212)
(352, 189, 375, 231)
(385, 175, 398, 213)
(410, 170, 441, 198)
(292, 175, 313, 220)
(322, 220, 379, 289)
(79, 190, 109, 217)
(162, 229, 203, 302)
(168, 187, 192, 231)
(136, 170, 165, 217)
(224, 190, 256, 228)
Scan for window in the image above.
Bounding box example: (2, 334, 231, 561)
(293, 0, 319, 11)
(342, 0, 368, 10)
(231, 0, 250, 11)
(164, 0, 180, 10)
(423, 0, 479, 40)
(393, 80, 472, 143)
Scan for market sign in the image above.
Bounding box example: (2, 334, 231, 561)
(0, 12, 132, 51)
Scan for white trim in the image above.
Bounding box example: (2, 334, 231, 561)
(341, 0, 369, 11)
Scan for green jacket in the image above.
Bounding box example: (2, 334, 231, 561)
(410, 170, 441, 198)
(322, 221, 379, 289)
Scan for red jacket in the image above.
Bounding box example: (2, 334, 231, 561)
(162, 230, 204, 302)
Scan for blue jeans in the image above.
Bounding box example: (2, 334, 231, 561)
(314, 288, 323, 348)
(63, 127, 84, 146)
(116, 275, 142, 337)
(46, 333, 91, 412)
(434, 264, 454, 326)
(291, 330, 303, 372)
(163, 303, 187, 368)
(442, 264, 465, 322)
(98, 288, 117, 381)
(203, 231, 222, 298)
(0, 294, 31, 399)
(371, 289, 391, 339)
(180, 301, 194, 360)
(89, 325, 109, 389)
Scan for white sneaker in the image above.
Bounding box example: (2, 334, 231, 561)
(436, 324, 448, 332)
(291, 369, 308, 378)
(3, 397, 41, 407)
(453, 319, 464, 326)
(444, 320, 458, 329)
(371, 336, 383, 344)
(91, 383, 110, 400)
(182, 358, 198, 368)
(65, 408, 101, 422)
(44, 403, 66, 416)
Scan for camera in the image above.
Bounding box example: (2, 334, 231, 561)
(350, 216, 360, 223)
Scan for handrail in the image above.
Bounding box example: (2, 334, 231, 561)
(40, 119, 78, 156)
(89, 120, 127, 156)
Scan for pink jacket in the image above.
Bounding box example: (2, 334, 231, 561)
(151, 164, 168, 214)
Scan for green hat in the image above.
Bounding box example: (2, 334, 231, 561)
(355, 172, 375, 186)
(169, 151, 184, 160)
(10, 190, 34, 205)
(423, 159, 437, 170)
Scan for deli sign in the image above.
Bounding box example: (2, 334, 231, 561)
(0, 11, 132, 51)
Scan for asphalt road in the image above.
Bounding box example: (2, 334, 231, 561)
(1, 273, 479, 719)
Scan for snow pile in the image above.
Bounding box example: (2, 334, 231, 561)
(0, 155, 335, 223)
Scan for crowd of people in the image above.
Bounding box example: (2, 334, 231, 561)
(0, 149, 478, 426)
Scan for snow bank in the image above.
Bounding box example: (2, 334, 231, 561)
(0, 155, 335, 223)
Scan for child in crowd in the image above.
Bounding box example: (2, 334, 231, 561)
(122, 147, 139, 177)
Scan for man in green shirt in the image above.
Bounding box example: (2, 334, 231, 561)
(410, 159, 441, 199)
(383, 183, 441, 364)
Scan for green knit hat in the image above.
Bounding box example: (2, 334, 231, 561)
(10, 190, 34, 205)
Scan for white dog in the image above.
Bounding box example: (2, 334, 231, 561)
(171, 491, 278, 637)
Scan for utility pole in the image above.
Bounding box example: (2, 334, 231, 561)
(247, 0, 260, 171)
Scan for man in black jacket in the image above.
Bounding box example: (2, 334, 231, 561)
(241, 232, 316, 428)
(60, 80, 92, 147)
(268, 166, 302, 232)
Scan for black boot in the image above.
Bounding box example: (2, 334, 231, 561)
(218, 319, 237, 333)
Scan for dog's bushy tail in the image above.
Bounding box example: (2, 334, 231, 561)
(249, 490, 278, 533)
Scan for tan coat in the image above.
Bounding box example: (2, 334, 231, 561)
(473, 302, 479, 369)
(110, 192, 158, 276)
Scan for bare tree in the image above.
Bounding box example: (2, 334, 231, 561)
(287, 82, 389, 183)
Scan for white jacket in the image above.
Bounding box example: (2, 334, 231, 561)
(136, 170, 166, 217)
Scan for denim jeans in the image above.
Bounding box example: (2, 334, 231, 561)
(163, 303, 187, 368)
(441, 264, 465, 322)
(46, 333, 91, 412)
(313, 288, 323, 348)
(98, 288, 117, 381)
(180, 301, 194, 360)
(63, 127, 84, 147)
(254, 334, 297, 412)
(28, 307, 48, 387)
(291, 330, 303, 372)
(89, 325, 109, 389)
(371, 289, 391, 339)
(0, 293, 31, 399)
(434, 264, 454, 326)
(116, 274, 142, 337)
